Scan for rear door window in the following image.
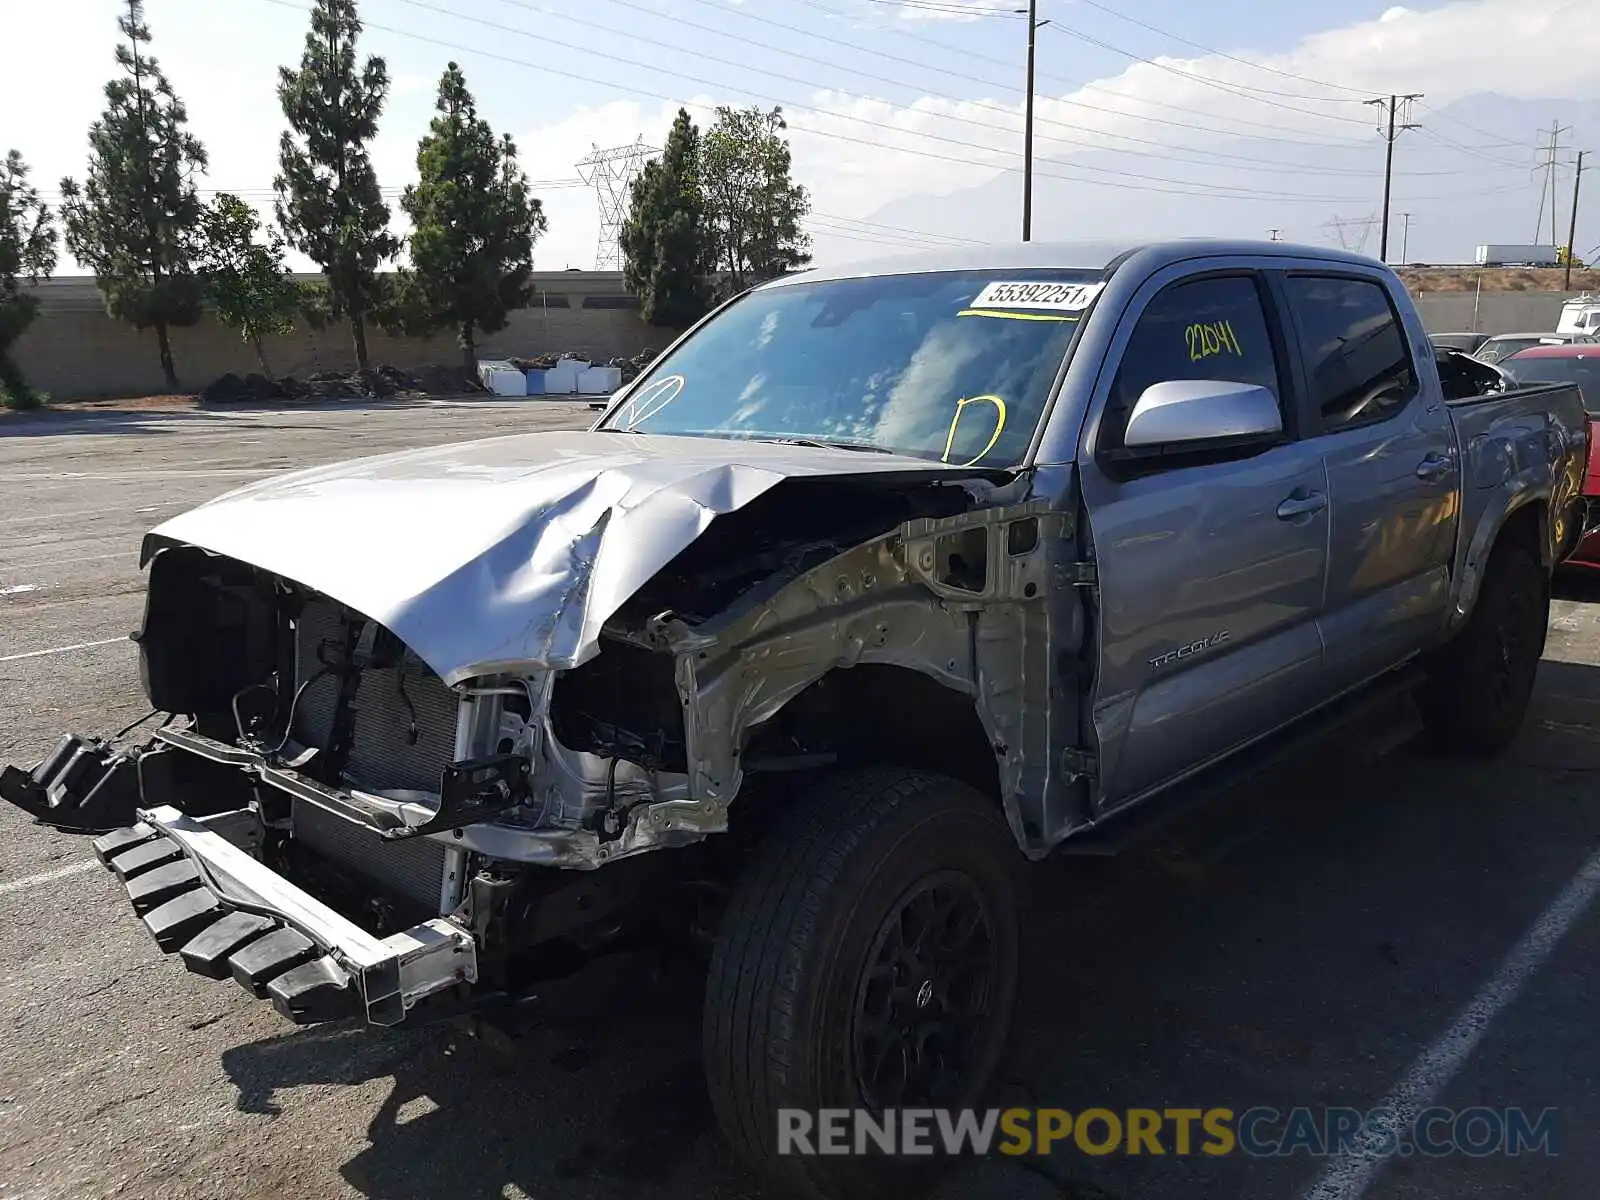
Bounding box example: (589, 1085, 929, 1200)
(1283, 276, 1418, 432)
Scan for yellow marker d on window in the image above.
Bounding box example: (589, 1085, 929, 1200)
(942, 394, 1007, 466)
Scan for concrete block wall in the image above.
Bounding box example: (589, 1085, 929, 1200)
(15, 270, 1591, 400)
(1410, 291, 1588, 335)
(13, 272, 684, 399)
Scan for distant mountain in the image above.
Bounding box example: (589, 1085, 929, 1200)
(851, 94, 1600, 265)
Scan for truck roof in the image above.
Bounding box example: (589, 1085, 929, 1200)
(762, 238, 1387, 287)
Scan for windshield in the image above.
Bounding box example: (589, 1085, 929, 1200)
(1500, 354, 1600, 414)
(600, 269, 1105, 466)
(1479, 337, 1543, 361)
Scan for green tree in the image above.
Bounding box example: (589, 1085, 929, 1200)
(621, 109, 714, 327)
(0, 152, 58, 410)
(197, 194, 302, 379)
(701, 105, 810, 295)
(274, 0, 398, 371)
(392, 62, 547, 378)
(59, 0, 207, 392)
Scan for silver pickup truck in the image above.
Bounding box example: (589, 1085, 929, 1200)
(3, 239, 1588, 1197)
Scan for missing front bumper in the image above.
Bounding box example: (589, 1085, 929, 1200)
(92, 805, 477, 1026)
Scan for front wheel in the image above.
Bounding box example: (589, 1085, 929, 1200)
(1420, 535, 1549, 757)
(703, 767, 1020, 1200)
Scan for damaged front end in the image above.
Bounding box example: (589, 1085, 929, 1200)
(3, 433, 1091, 1027)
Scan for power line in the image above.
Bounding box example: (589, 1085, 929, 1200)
(810, 211, 987, 245)
(860, 0, 1023, 17)
(1037, 20, 1375, 122)
(1411, 126, 1528, 172)
(680, 0, 1377, 148)
(495, 0, 1379, 177)
(1413, 101, 1529, 151)
(807, 217, 984, 251)
(376, 0, 1369, 204)
(1059, 0, 1370, 99)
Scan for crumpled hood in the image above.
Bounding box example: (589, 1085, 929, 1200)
(146, 430, 978, 684)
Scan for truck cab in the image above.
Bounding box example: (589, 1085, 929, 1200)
(1558, 295, 1600, 336)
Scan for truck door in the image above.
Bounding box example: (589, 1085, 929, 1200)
(1077, 269, 1330, 809)
(1277, 273, 1455, 694)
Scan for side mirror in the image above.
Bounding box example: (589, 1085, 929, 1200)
(1123, 379, 1283, 449)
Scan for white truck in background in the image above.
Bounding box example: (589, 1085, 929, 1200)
(1558, 295, 1600, 335)
(1476, 244, 1561, 267)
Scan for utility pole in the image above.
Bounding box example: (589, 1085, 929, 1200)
(1019, 1, 1049, 242)
(1566, 149, 1586, 289)
(1399, 211, 1413, 262)
(1267, 228, 1282, 242)
(1365, 94, 1422, 263)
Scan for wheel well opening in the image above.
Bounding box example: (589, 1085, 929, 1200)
(1498, 500, 1548, 565)
(744, 664, 1002, 804)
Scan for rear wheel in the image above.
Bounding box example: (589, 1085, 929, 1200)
(703, 766, 1020, 1200)
(1420, 535, 1549, 756)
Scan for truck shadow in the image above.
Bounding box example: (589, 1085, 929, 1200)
(218, 657, 1600, 1200)
(221, 950, 742, 1199)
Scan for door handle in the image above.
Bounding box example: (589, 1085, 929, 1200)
(1416, 453, 1453, 482)
(1276, 491, 1328, 520)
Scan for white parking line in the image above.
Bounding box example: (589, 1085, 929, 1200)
(0, 590, 142, 616)
(0, 501, 187, 527)
(1303, 846, 1600, 1200)
(0, 549, 141, 571)
(0, 860, 98, 896)
(0, 636, 127, 663)
(0, 469, 277, 483)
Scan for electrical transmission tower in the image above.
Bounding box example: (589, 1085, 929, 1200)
(576, 140, 657, 271)
(1533, 120, 1573, 244)
(1325, 214, 1378, 255)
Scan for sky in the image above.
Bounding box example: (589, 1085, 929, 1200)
(6, 0, 1600, 272)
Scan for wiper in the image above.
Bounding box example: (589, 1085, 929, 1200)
(755, 436, 894, 454)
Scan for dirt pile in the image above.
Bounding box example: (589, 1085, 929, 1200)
(200, 363, 480, 405)
(1396, 266, 1600, 294)
(612, 348, 659, 382)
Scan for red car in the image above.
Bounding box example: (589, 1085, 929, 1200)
(1500, 343, 1600, 567)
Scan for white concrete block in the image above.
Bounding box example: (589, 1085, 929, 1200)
(577, 366, 622, 394)
(484, 367, 527, 396)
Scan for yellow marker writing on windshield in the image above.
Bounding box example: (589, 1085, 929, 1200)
(942, 394, 1008, 466)
(957, 309, 1078, 322)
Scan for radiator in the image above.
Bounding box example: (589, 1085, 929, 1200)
(291, 602, 460, 793)
(290, 797, 448, 910)
(287, 602, 458, 912)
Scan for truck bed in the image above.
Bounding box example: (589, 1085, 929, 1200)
(1446, 379, 1588, 622)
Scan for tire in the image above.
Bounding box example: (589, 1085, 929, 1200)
(1420, 535, 1549, 757)
(703, 767, 1020, 1200)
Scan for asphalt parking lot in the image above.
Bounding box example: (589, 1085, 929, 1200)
(2, 398, 1599, 1200)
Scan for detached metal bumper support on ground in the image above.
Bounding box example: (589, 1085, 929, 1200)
(90, 806, 476, 1025)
